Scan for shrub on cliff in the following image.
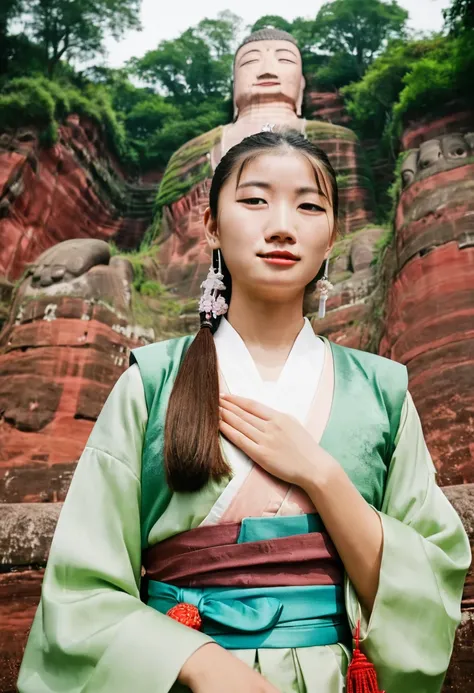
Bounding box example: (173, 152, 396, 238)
(343, 33, 474, 141)
(0, 74, 132, 160)
(0, 77, 57, 143)
(390, 33, 474, 137)
(341, 38, 446, 137)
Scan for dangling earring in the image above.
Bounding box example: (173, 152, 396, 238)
(316, 258, 333, 319)
(199, 249, 228, 323)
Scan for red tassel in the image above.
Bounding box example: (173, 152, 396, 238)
(346, 620, 385, 693)
(166, 602, 203, 630)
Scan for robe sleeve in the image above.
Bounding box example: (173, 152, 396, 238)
(17, 364, 213, 693)
(345, 390, 471, 693)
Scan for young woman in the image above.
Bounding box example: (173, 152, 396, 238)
(18, 130, 470, 693)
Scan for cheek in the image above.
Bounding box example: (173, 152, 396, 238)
(218, 209, 253, 254)
(282, 68, 301, 85)
(302, 217, 332, 257)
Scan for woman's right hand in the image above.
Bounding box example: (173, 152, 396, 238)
(178, 642, 280, 692)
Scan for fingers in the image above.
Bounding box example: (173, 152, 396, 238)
(219, 397, 267, 433)
(219, 404, 262, 443)
(220, 393, 273, 420)
(219, 419, 260, 460)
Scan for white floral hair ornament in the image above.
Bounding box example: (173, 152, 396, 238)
(199, 249, 229, 321)
(261, 123, 275, 132)
(316, 258, 333, 319)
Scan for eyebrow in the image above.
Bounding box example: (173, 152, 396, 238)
(237, 181, 328, 198)
(276, 48, 298, 58)
(237, 48, 261, 64)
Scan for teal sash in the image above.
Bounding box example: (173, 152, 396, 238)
(146, 514, 351, 649)
(148, 581, 349, 649)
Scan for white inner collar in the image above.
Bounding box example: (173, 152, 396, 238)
(213, 316, 325, 425)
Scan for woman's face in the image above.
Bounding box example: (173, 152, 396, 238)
(205, 150, 335, 301)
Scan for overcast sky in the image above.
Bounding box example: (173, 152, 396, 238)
(103, 0, 453, 68)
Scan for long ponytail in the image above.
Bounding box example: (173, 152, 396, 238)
(164, 129, 339, 493)
(164, 248, 232, 492)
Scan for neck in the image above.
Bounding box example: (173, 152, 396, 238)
(226, 286, 305, 354)
(236, 101, 300, 123)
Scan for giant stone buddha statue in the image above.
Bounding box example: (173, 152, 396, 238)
(156, 28, 375, 294)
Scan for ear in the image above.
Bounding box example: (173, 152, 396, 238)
(296, 76, 306, 117)
(323, 226, 337, 260)
(204, 207, 220, 249)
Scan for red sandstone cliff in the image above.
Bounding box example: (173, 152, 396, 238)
(0, 100, 473, 693)
(0, 116, 158, 281)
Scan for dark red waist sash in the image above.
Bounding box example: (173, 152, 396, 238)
(143, 519, 343, 587)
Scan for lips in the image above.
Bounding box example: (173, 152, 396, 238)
(259, 251, 300, 260)
(255, 81, 280, 87)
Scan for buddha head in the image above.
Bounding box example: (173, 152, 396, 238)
(233, 28, 305, 119)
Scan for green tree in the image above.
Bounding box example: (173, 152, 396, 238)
(0, 0, 27, 75)
(24, 0, 141, 77)
(131, 12, 239, 105)
(342, 38, 445, 136)
(196, 11, 242, 58)
(249, 15, 320, 71)
(250, 15, 293, 33)
(443, 0, 474, 32)
(314, 0, 408, 79)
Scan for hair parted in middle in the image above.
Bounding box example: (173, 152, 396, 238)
(164, 129, 340, 493)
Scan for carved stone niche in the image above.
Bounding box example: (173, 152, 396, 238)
(400, 132, 474, 188)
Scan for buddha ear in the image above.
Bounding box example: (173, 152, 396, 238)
(296, 76, 305, 117)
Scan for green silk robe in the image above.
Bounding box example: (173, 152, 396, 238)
(17, 324, 471, 693)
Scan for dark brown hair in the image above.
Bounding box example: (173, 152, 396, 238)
(164, 129, 339, 492)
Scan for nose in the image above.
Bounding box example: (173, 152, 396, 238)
(258, 53, 278, 78)
(265, 204, 297, 245)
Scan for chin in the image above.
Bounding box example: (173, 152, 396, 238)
(247, 276, 304, 300)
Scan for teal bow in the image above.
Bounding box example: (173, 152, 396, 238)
(148, 581, 351, 649)
(149, 582, 283, 632)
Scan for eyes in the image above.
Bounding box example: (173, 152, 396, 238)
(239, 57, 297, 67)
(238, 197, 325, 213)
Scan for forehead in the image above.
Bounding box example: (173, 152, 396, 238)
(235, 40, 301, 67)
(232, 150, 332, 198)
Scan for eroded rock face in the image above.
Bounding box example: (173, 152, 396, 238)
(305, 89, 351, 126)
(0, 239, 152, 501)
(310, 226, 385, 348)
(380, 127, 474, 486)
(0, 118, 157, 281)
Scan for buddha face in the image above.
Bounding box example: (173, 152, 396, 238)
(233, 40, 305, 116)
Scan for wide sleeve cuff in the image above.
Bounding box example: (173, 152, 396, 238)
(83, 608, 213, 692)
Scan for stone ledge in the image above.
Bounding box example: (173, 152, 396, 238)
(1, 483, 473, 573)
(0, 503, 62, 566)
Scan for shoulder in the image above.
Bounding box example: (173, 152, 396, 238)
(130, 335, 195, 410)
(157, 126, 223, 208)
(330, 340, 408, 385)
(329, 340, 408, 439)
(131, 334, 194, 372)
(305, 120, 358, 143)
(165, 125, 223, 170)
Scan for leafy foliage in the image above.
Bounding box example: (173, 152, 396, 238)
(0, 75, 130, 156)
(250, 15, 293, 33)
(313, 0, 408, 85)
(343, 33, 474, 140)
(1, 0, 472, 185)
(130, 11, 240, 105)
(23, 0, 141, 76)
(443, 0, 474, 33)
